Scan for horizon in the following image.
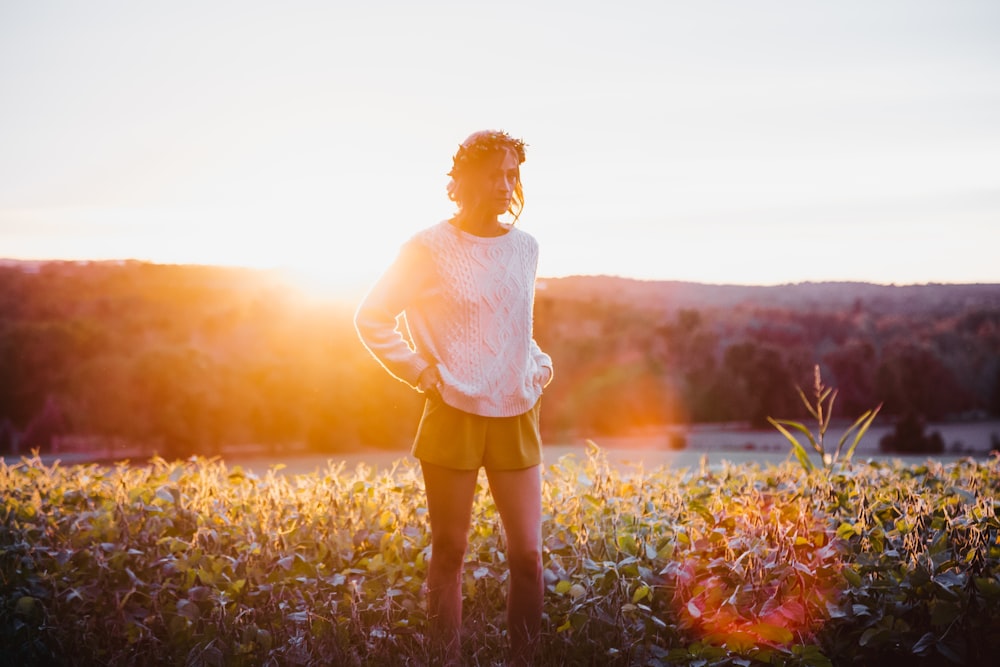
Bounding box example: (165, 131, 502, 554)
(3, 255, 998, 292)
(2, 1, 999, 290)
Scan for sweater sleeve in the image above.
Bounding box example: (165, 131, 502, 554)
(354, 239, 435, 388)
(528, 239, 553, 387)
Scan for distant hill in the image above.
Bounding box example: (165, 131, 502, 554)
(538, 275, 1000, 317)
(5, 260, 998, 317)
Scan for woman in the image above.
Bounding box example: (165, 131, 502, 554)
(354, 129, 553, 665)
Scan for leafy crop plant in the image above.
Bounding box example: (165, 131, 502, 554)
(3, 445, 999, 665)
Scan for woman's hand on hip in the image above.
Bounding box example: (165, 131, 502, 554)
(417, 365, 444, 399)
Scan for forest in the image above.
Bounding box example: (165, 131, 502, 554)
(1, 261, 999, 458)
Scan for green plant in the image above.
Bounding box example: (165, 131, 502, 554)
(768, 365, 881, 471)
(3, 445, 999, 665)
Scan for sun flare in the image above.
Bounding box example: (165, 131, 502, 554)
(277, 265, 374, 304)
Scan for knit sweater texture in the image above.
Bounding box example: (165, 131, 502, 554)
(355, 220, 553, 417)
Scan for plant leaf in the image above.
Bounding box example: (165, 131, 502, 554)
(767, 418, 820, 467)
(797, 387, 819, 421)
(839, 403, 882, 462)
(823, 389, 837, 433)
(750, 622, 794, 645)
(912, 632, 937, 656)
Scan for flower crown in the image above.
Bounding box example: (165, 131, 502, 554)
(447, 130, 527, 179)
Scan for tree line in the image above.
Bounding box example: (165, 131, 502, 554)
(1, 262, 998, 458)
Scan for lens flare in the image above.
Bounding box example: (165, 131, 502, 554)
(660, 492, 842, 648)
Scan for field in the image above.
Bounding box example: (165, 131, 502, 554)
(2, 443, 999, 666)
(224, 444, 990, 481)
(218, 417, 1000, 478)
(16, 419, 1000, 477)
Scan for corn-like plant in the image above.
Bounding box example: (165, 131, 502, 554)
(768, 365, 881, 471)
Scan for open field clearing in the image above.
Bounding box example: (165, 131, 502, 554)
(9, 419, 999, 477)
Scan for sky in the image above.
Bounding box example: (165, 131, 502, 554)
(1, 0, 998, 295)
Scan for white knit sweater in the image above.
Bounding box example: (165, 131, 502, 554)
(355, 220, 553, 417)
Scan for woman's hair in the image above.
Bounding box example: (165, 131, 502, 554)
(447, 130, 527, 222)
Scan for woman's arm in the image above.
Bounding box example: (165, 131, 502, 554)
(354, 240, 435, 388)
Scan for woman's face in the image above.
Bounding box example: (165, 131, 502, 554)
(459, 148, 520, 216)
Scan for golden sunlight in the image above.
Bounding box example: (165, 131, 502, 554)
(278, 265, 373, 304)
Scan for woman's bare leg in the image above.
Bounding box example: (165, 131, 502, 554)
(485, 465, 543, 666)
(420, 460, 479, 662)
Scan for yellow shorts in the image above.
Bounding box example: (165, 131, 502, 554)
(412, 398, 542, 471)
